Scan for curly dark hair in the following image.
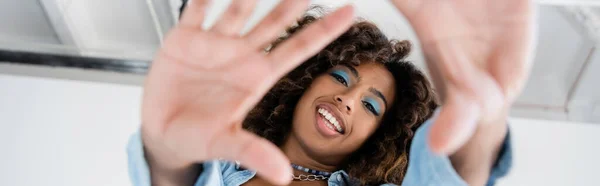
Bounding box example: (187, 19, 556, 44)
(242, 13, 438, 185)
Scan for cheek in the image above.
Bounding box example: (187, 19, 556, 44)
(294, 77, 334, 109)
(292, 77, 332, 126)
(346, 115, 381, 146)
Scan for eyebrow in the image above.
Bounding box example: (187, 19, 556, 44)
(369, 87, 388, 109)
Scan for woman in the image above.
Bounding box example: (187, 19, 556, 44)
(130, 0, 533, 185)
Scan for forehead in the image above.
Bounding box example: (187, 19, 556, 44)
(352, 62, 396, 106)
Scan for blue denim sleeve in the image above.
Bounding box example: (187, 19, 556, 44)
(126, 131, 228, 186)
(400, 116, 467, 186)
(126, 131, 151, 186)
(399, 111, 513, 186)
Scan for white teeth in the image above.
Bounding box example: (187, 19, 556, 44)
(317, 107, 343, 133)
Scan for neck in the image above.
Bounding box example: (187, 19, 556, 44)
(281, 133, 344, 173)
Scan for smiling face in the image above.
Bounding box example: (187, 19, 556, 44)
(290, 62, 396, 160)
(242, 15, 438, 184)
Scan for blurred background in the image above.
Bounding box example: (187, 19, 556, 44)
(1, 0, 600, 185)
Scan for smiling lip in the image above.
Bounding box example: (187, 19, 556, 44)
(314, 103, 346, 137)
(315, 111, 341, 137)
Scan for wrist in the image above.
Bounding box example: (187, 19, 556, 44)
(449, 107, 509, 185)
(142, 131, 200, 186)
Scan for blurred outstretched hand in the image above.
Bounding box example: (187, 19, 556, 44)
(391, 0, 536, 154)
(141, 0, 354, 185)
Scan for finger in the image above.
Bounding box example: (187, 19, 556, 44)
(489, 20, 536, 103)
(211, 129, 292, 185)
(428, 89, 480, 155)
(427, 73, 503, 154)
(244, 0, 310, 48)
(221, 54, 275, 121)
(390, 0, 424, 20)
(228, 5, 354, 119)
(266, 5, 355, 79)
(425, 43, 504, 154)
(162, 113, 291, 185)
(211, 0, 258, 35)
(423, 42, 481, 154)
(180, 0, 211, 29)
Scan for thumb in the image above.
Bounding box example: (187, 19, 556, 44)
(428, 89, 480, 155)
(211, 129, 292, 185)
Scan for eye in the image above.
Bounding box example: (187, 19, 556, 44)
(362, 100, 380, 116)
(330, 70, 349, 87)
(362, 97, 382, 116)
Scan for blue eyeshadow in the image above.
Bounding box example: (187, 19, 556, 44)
(364, 97, 381, 115)
(331, 69, 350, 83)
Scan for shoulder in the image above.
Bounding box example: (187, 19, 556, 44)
(399, 109, 513, 186)
(198, 160, 256, 186)
(205, 159, 242, 175)
(197, 160, 239, 181)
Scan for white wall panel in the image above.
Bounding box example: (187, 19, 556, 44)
(516, 6, 594, 108)
(568, 47, 600, 122)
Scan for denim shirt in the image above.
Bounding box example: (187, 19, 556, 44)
(127, 114, 512, 186)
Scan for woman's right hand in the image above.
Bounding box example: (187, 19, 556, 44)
(141, 0, 354, 185)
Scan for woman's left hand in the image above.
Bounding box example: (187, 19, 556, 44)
(390, 0, 536, 155)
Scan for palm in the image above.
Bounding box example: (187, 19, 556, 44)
(140, 0, 354, 185)
(392, 0, 535, 153)
(144, 30, 270, 135)
(142, 30, 272, 164)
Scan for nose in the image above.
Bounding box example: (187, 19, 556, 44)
(334, 95, 354, 114)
